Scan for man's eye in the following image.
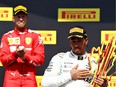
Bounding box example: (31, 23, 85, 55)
(72, 41, 77, 43)
(17, 16, 20, 18)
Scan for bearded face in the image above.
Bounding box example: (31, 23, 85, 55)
(69, 37, 88, 55)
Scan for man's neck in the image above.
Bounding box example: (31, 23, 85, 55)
(16, 27, 27, 32)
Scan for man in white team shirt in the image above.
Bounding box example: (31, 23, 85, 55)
(42, 26, 108, 87)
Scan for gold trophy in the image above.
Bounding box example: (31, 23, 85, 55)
(90, 37, 116, 87)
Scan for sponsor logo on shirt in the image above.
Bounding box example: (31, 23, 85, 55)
(8, 37, 20, 45)
(25, 37, 32, 45)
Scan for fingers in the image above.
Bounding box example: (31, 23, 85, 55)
(77, 70, 90, 79)
(16, 46, 25, 52)
(94, 76, 104, 86)
(19, 46, 25, 50)
(16, 45, 20, 48)
(73, 64, 78, 69)
(71, 64, 90, 80)
(16, 46, 26, 58)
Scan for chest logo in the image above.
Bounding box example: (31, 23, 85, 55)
(8, 37, 20, 45)
(25, 37, 32, 45)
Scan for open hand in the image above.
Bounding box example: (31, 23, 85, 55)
(70, 65, 90, 80)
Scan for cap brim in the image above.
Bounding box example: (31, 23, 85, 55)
(14, 10, 27, 15)
(68, 35, 83, 39)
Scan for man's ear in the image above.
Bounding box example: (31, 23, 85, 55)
(12, 16, 15, 22)
(85, 38, 88, 45)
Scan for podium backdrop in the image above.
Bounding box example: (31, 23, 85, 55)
(0, 0, 115, 87)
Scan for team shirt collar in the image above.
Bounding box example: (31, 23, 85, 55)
(14, 27, 28, 34)
(70, 50, 88, 60)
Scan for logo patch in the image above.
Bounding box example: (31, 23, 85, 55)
(8, 37, 20, 45)
(25, 37, 32, 45)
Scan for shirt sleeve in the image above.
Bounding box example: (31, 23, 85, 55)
(0, 35, 17, 66)
(24, 33, 44, 66)
(42, 54, 72, 87)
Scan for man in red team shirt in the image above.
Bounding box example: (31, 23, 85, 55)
(0, 5, 44, 87)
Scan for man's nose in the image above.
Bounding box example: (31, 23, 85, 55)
(75, 45, 78, 47)
(19, 18, 23, 21)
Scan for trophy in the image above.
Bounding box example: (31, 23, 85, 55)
(90, 37, 116, 87)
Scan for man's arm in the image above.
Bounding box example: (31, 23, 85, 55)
(42, 54, 72, 87)
(0, 35, 17, 66)
(24, 33, 44, 66)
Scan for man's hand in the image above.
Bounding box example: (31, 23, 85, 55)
(93, 76, 108, 87)
(16, 46, 26, 60)
(70, 65, 90, 80)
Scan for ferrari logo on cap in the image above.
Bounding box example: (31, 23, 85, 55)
(25, 37, 32, 45)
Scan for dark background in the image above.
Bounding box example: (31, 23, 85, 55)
(0, 0, 115, 86)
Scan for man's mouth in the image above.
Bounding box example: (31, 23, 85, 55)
(17, 22, 24, 25)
